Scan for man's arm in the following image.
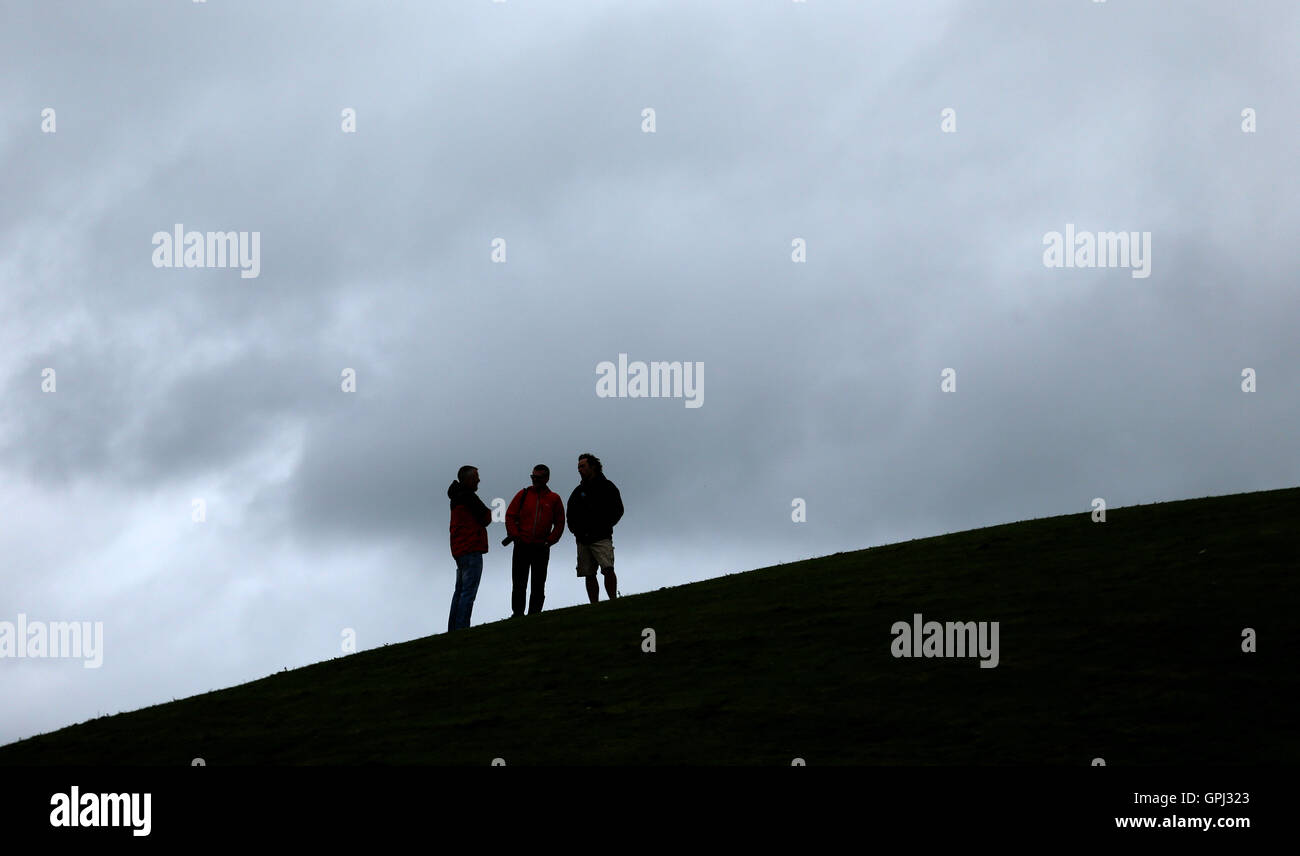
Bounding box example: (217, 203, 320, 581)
(566, 490, 579, 537)
(607, 482, 624, 529)
(472, 493, 493, 528)
(547, 494, 566, 545)
(505, 490, 524, 539)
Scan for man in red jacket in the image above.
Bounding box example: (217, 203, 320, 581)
(505, 464, 566, 616)
(448, 465, 492, 631)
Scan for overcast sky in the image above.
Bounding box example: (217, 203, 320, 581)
(2, 0, 1296, 749)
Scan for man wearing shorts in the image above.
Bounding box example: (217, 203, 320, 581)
(567, 453, 624, 603)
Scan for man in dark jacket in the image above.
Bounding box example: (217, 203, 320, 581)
(567, 453, 624, 603)
(447, 465, 492, 631)
(505, 464, 566, 617)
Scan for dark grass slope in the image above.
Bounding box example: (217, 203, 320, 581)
(2, 487, 1295, 765)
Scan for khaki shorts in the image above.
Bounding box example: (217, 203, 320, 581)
(576, 539, 614, 576)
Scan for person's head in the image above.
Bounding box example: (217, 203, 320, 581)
(577, 453, 602, 481)
(457, 465, 480, 491)
(530, 464, 550, 489)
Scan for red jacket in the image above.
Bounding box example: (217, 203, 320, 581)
(506, 486, 565, 545)
(448, 480, 492, 558)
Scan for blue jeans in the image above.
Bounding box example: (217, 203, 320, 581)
(448, 552, 484, 631)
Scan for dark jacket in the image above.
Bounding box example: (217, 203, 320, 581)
(566, 474, 624, 545)
(506, 486, 566, 546)
(448, 480, 492, 558)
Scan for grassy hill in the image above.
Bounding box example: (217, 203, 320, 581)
(2, 487, 1294, 765)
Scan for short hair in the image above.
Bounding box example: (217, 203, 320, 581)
(532, 464, 550, 477)
(457, 465, 478, 482)
(578, 453, 602, 474)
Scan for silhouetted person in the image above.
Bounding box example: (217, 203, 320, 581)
(447, 465, 492, 631)
(567, 453, 624, 603)
(505, 464, 566, 616)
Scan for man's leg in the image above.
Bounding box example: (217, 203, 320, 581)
(461, 552, 484, 628)
(528, 544, 550, 614)
(511, 543, 528, 617)
(595, 540, 616, 601)
(577, 542, 599, 603)
(449, 559, 465, 632)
